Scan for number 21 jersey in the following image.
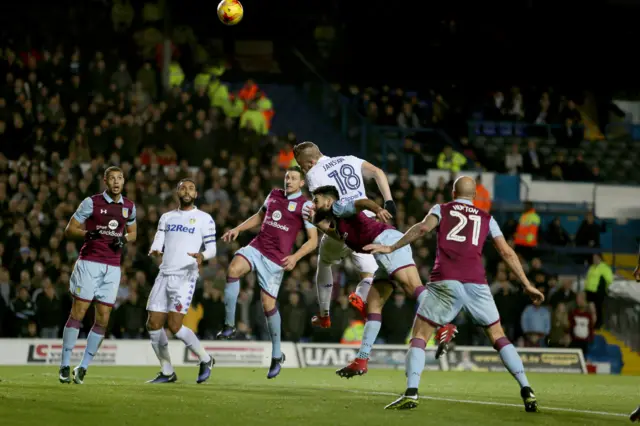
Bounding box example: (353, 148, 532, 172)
(306, 156, 367, 202)
(429, 199, 500, 284)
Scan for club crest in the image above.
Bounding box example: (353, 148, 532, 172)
(122, 208, 129, 218)
(288, 201, 297, 212)
(189, 218, 196, 225)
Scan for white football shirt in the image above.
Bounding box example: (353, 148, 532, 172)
(306, 155, 367, 202)
(150, 207, 216, 274)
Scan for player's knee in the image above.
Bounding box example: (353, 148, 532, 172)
(260, 290, 276, 311)
(227, 265, 244, 281)
(146, 316, 163, 331)
(71, 301, 89, 320)
(485, 323, 506, 344)
(167, 320, 182, 335)
(94, 312, 110, 328)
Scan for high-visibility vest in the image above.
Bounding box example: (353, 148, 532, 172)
(514, 210, 541, 247)
(474, 184, 492, 213)
(169, 63, 184, 87)
(194, 72, 210, 89)
(340, 320, 365, 344)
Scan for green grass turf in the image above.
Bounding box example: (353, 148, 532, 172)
(0, 366, 636, 425)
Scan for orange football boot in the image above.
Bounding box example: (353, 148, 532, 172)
(348, 292, 367, 319)
(311, 314, 331, 328)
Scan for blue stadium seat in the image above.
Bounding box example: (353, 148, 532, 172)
(588, 335, 608, 357)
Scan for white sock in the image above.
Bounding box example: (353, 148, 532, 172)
(149, 328, 174, 375)
(175, 326, 211, 363)
(316, 260, 334, 317)
(355, 277, 373, 302)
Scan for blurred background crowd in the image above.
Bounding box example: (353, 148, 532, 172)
(0, 0, 635, 360)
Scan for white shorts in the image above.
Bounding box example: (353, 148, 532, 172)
(318, 234, 378, 275)
(146, 271, 199, 315)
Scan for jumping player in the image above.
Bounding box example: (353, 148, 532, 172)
(365, 176, 544, 412)
(60, 166, 137, 384)
(630, 249, 640, 422)
(146, 179, 216, 384)
(217, 166, 318, 379)
(308, 185, 447, 378)
(293, 142, 396, 325)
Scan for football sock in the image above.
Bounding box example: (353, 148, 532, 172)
(356, 313, 382, 359)
(316, 260, 333, 317)
(61, 316, 81, 367)
(175, 326, 211, 363)
(265, 307, 282, 359)
(149, 328, 174, 375)
(80, 323, 105, 369)
(414, 285, 427, 306)
(355, 277, 373, 302)
(494, 337, 530, 388)
(406, 338, 427, 389)
(224, 277, 240, 326)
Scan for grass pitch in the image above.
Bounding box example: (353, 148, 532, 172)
(0, 366, 636, 425)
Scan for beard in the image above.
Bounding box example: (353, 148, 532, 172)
(314, 206, 333, 223)
(179, 195, 194, 207)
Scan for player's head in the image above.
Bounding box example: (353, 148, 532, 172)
(284, 166, 305, 195)
(103, 166, 124, 196)
(452, 175, 476, 201)
(176, 178, 197, 208)
(293, 141, 322, 173)
(312, 185, 339, 221)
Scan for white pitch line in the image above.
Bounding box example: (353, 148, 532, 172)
(338, 388, 628, 418)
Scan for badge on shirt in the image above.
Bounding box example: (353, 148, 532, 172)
(122, 208, 129, 218)
(288, 201, 297, 212)
(189, 218, 196, 225)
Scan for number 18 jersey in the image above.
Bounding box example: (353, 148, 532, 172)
(306, 156, 367, 203)
(428, 199, 503, 284)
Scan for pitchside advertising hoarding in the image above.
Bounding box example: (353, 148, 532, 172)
(0, 340, 586, 373)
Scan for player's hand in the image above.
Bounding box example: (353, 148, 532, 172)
(363, 243, 392, 254)
(384, 200, 397, 216)
(149, 250, 163, 257)
(222, 229, 239, 242)
(376, 209, 392, 223)
(109, 236, 127, 250)
(634, 265, 640, 282)
(523, 284, 545, 305)
(281, 255, 298, 271)
(188, 252, 204, 265)
(85, 230, 100, 240)
(303, 204, 315, 222)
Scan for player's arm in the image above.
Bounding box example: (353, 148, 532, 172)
(361, 160, 396, 215)
(222, 204, 266, 242)
(492, 218, 544, 304)
(125, 205, 137, 243)
(65, 197, 93, 240)
(283, 204, 319, 270)
(189, 216, 217, 265)
(149, 215, 166, 256)
(364, 205, 441, 254)
(353, 199, 392, 222)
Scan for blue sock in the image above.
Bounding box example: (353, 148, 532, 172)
(495, 337, 530, 388)
(406, 338, 427, 389)
(61, 316, 81, 367)
(265, 307, 282, 359)
(224, 278, 240, 326)
(356, 314, 382, 359)
(80, 324, 105, 369)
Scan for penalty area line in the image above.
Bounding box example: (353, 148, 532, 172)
(337, 388, 627, 418)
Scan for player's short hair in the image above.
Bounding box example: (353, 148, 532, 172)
(312, 185, 339, 200)
(103, 166, 123, 180)
(293, 141, 320, 160)
(286, 165, 305, 179)
(177, 178, 197, 190)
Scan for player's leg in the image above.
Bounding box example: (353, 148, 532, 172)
(145, 272, 176, 383)
(349, 251, 378, 319)
(60, 260, 98, 383)
(312, 235, 342, 327)
(218, 249, 253, 339)
(465, 284, 538, 413)
(336, 279, 393, 378)
(74, 263, 120, 384)
(255, 254, 286, 378)
(386, 280, 465, 410)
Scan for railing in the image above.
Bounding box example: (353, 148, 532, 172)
(469, 120, 640, 141)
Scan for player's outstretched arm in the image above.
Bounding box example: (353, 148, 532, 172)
(354, 199, 392, 222)
(222, 210, 265, 242)
(366, 213, 439, 254)
(493, 236, 544, 305)
(362, 161, 395, 214)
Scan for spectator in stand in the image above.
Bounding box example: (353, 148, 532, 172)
(575, 211, 605, 249)
(545, 217, 571, 246)
(505, 143, 523, 175)
(550, 278, 577, 308)
(492, 274, 519, 341)
(548, 303, 571, 348)
(568, 153, 592, 182)
(397, 102, 420, 129)
(522, 139, 543, 176)
(514, 201, 540, 259)
(437, 145, 467, 172)
(520, 295, 551, 347)
(488, 90, 506, 120)
(585, 254, 613, 329)
(508, 86, 525, 121)
(473, 174, 491, 213)
(568, 292, 597, 355)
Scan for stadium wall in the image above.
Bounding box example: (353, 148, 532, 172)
(0, 340, 587, 373)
